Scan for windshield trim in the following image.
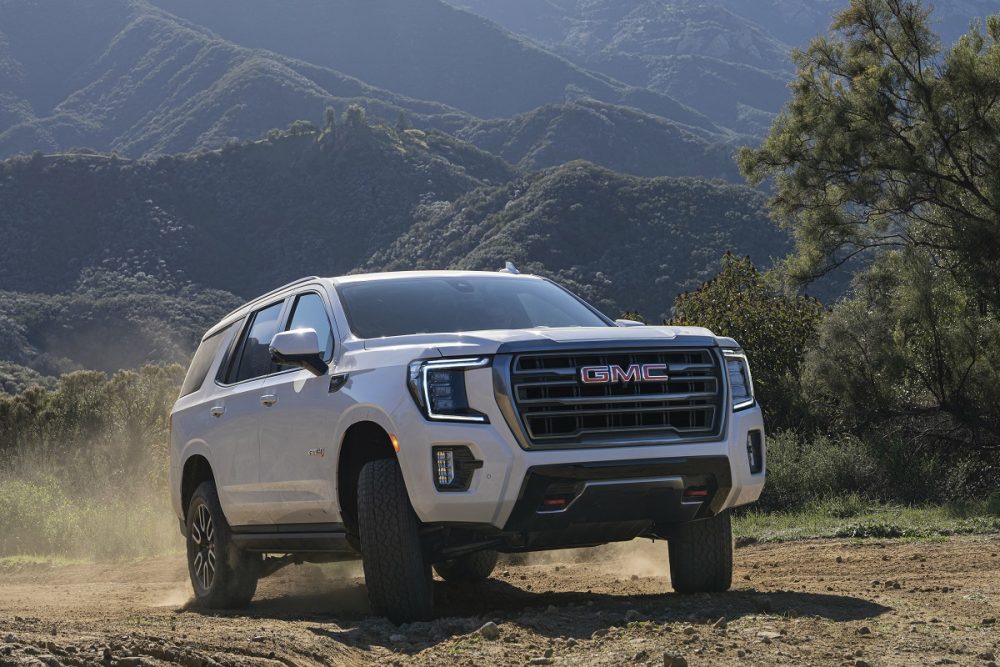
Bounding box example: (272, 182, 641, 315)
(333, 275, 614, 340)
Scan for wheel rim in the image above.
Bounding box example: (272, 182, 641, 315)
(190, 503, 216, 591)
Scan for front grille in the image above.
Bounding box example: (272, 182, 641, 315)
(508, 348, 724, 448)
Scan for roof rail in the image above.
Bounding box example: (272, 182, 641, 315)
(219, 276, 321, 322)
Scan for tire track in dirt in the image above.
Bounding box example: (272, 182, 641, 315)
(0, 536, 997, 665)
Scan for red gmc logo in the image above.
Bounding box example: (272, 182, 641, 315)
(580, 363, 669, 384)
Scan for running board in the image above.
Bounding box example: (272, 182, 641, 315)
(231, 530, 357, 555)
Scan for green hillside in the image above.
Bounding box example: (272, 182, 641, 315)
(0, 122, 788, 379)
(456, 99, 741, 179)
(367, 161, 788, 319)
(0, 119, 513, 297)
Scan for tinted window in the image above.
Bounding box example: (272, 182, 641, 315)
(286, 293, 335, 361)
(337, 276, 609, 338)
(180, 324, 232, 397)
(227, 301, 285, 383)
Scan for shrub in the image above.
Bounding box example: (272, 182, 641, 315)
(669, 253, 824, 429)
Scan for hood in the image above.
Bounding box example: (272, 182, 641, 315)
(361, 325, 726, 357)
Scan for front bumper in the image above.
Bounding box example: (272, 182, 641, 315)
(393, 362, 766, 529)
(497, 455, 731, 549)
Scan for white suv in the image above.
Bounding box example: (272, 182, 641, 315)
(169, 270, 765, 622)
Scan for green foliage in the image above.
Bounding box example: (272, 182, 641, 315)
(457, 99, 741, 180)
(669, 253, 824, 427)
(738, 0, 1000, 308)
(369, 162, 789, 319)
(761, 431, 881, 510)
(803, 249, 1000, 450)
(0, 365, 184, 558)
(0, 271, 241, 376)
(343, 104, 368, 129)
(0, 122, 513, 300)
(0, 363, 55, 395)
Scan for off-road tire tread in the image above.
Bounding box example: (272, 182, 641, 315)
(433, 549, 499, 582)
(668, 510, 733, 593)
(186, 481, 259, 608)
(358, 459, 433, 622)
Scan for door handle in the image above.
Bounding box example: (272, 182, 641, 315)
(260, 394, 278, 407)
(209, 406, 225, 418)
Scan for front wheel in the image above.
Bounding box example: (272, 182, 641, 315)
(357, 458, 434, 622)
(668, 510, 733, 593)
(186, 481, 260, 608)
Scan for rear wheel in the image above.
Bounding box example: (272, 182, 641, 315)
(357, 458, 433, 622)
(434, 549, 499, 583)
(668, 510, 733, 593)
(186, 481, 260, 608)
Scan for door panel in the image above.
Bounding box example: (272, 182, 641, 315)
(258, 370, 343, 524)
(204, 378, 266, 526)
(257, 290, 345, 525)
(209, 299, 288, 526)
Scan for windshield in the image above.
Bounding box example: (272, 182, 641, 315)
(337, 276, 610, 338)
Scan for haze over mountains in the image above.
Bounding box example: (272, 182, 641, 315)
(0, 0, 987, 386)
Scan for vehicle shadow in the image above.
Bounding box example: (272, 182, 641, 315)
(184, 577, 892, 654)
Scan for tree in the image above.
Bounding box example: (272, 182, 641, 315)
(803, 248, 1000, 450)
(738, 0, 1000, 308)
(669, 254, 824, 428)
(287, 119, 318, 136)
(343, 104, 368, 130)
(324, 106, 337, 133)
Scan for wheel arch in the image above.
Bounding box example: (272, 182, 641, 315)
(181, 454, 215, 523)
(337, 420, 397, 537)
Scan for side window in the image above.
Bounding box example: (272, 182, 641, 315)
(285, 293, 335, 361)
(225, 301, 286, 383)
(180, 324, 233, 397)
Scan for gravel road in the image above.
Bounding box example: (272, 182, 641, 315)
(1, 536, 998, 666)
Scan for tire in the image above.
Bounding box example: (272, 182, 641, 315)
(434, 549, 499, 583)
(186, 480, 260, 608)
(668, 510, 733, 594)
(357, 458, 433, 622)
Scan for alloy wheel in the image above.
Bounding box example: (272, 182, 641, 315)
(190, 503, 217, 591)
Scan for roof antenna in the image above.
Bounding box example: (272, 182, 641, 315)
(500, 261, 520, 274)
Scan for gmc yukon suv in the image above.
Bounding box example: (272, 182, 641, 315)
(169, 270, 765, 622)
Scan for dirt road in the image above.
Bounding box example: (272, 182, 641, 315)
(1, 536, 998, 666)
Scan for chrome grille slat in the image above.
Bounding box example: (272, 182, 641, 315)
(522, 405, 718, 419)
(516, 391, 718, 405)
(509, 347, 725, 447)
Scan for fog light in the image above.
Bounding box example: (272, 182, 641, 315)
(435, 449, 455, 486)
(747, 430, 763, 474)
(432, 446, 483, 491)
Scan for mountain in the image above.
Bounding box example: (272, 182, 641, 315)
(442, 0, 793, 134)
(716, 0, 1000, 46)
(147, 0, 721, 132)
(0, 120, 513, 299)
(366, 161, 788, 319)
(0, 122, 788, 377)
(0, 0, 475, 158)
(443, 0, 1000, 135)
(455, 98, 741, 180)
(0, 276, 240, 378)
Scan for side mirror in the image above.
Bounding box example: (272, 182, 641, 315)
(269, 328, 329, 376)
(615, 318, 645, 327)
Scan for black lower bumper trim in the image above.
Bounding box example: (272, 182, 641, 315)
(497, 455, 732, 548)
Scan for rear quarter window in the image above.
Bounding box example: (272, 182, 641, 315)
(179, 324, 233, 397)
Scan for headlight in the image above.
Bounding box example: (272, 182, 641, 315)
(723, 349, 754, 410)
(407, 357, 491, 423)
